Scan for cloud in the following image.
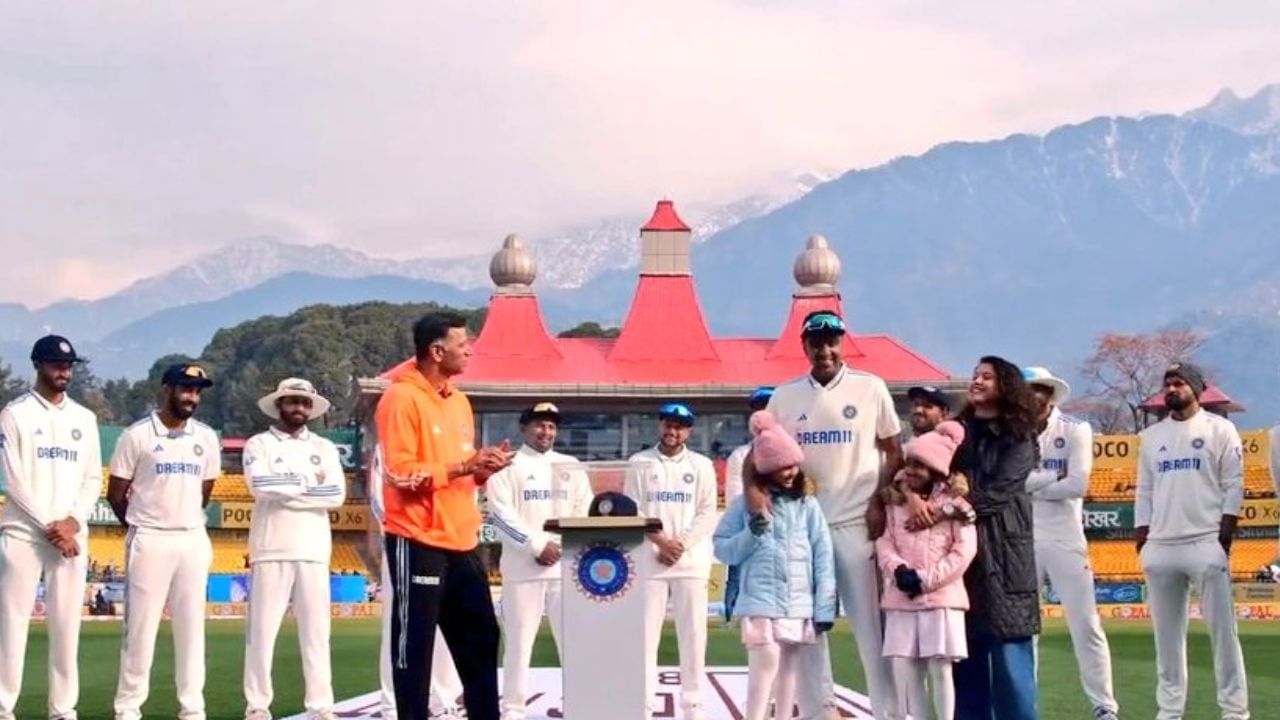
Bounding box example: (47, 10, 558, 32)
(1, 1, 1277, 306)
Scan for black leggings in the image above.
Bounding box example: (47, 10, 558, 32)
(385, 535, 501, 720)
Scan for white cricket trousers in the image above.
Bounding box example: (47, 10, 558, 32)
(113, 527, 212, 720)
(501, 579, 564, 720)
(644, 576, 709, 717)
(890, 657, 954, 720)
(797, 522, 900, 720)
(1034, 540, 1118, 714)
(745, 643, 801, 720)
(0, 533, 87, 720)
(243, 560, 334, 715)
(1141, 539, 1249, 720)
(378, 549, 464, 719)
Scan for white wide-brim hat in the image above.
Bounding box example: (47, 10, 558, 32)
(257, 377, 332, 420)
(1021, 366, 1070, 405)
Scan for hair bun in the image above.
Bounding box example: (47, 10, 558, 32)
(749, 410, 780, 437)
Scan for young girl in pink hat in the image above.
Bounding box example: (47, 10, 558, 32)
(713, 411, 836, 720)
(875, 420, 977, 720)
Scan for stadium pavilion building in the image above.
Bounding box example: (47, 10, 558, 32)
(355, 199, 961, 462)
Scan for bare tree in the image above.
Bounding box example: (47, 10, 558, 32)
(1062, 398, 1129, 434)
(1079, 327, 1203, 431)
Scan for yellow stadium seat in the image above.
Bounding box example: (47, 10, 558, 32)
(212, 474, 252, 502)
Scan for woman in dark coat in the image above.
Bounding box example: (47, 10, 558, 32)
(951, 356, 1041, 720)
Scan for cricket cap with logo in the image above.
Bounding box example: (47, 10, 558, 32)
(161, 362, 214, 389)
(257, 377, 332, 420)
(907, 385, 951, 411)
(588, 491, 639, 518)
(519, 401, 562, 425)
(30, 335, 84, 364)
(1020, 366, 1071, 405)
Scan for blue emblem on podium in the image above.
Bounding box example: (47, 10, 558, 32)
(573, 541, 634, 602)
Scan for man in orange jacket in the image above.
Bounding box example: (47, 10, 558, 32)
(376, 311, 514, 720)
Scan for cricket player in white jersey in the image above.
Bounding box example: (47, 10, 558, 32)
(0, 335, 102, 720)
(1136, 362, 1249, 720)
(1021, 367, 1118, 720)
(369, 445, 467, 720)
(242, 378, 346, 720)
(626, 402, 718, 720)
(760, 310, 904, 720)
(107, 363, 221, 720)
(484, 402, 592, 720)
(724, 388, 775, 507)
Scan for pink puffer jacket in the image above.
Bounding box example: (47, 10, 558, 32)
(874, 490, 977, 611)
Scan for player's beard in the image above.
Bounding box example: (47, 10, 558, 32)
(170, 395, 198, 420)
(280, 409, 310, 432)
(1164, 393, 1189, 411)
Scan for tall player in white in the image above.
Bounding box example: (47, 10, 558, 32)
(369, 444, 467, 720)
(242, 378, 346, 720)
(107, 363, 221, 720)
(484, 402, 592, 720)
(0, 335, 102, 720)
(1022, 367, 1118, 720)
(724, 388, 774, 507)
(760, 310, 904, 720)
(1136, 362, 1249, 720)
(627, 402, 718, 720)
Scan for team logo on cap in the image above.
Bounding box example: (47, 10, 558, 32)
(193, 445, 204, 456)
(72, 428, 83, 441)
(1192, 438, 1205, 450)
(683, 472, 695, 484)
(1054, 437, 1066, 449)
(598, 498, 614, 515)
(311, 455, 322, 466)
(573, 541, 635, 602)
(843, 405, 858, 420)
(58, 341, 71, 354)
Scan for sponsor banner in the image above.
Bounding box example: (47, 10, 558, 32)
(1092, 431, 1270, 469)
(1068, 602, 1280, 621)
(1045, 582, 1143, 605)
(1238, 498, 1280, 528)
(213, 502, 369, 530)
(1083, 503, 1134, 530)
(284, 666, 880, 720)
(86, 498, 221, 527)
(1234, 583, 1280, 602)
(205, 602, 381, 619)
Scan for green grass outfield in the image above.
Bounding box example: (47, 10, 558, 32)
(12, 618, 1280, 719)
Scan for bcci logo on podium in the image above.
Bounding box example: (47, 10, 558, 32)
(572, 541, 635, 602)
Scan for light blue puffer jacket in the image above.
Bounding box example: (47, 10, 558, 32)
(713, 493, 837, 622)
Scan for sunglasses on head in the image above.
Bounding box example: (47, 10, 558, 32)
(658, 402, 695, 424)
(802, 313, 846, 334)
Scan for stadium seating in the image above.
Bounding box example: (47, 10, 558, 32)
(330, 534, 370, 575)
(212, 474, 253, 502)
(1090, 538, 1279, 582)
(1244, 465, 1275, 498)
(1086, 467, 1138, 502)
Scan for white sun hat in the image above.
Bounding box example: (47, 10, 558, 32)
(1021, 366, 1071, 405)
(257, 377, 332, 420)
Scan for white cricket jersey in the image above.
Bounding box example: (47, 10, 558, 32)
(724, 443, 750, 508)
(626, 446, 718, 579)
(1027, 408, 1093, 547)
(1135, 410, 1244, 545)
(766, 365, 902, 527)
(483, 445, 592, 582)
(110, 412, 221, 531)
(0, 391, 103, 543)
(244, 426, 346, 564)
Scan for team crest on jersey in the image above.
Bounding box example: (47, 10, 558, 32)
(71, 428, 83, 441)
(683, 472, 695, 484)
(193, 445, 204, 456)
(310, 454, 322, 466)
(1192, 438, 1205, 450)
(842, 404, 857, 420)
(1053, 437, 1066, 449)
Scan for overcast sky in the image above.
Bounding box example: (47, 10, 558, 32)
(1, 1, 1277, 307)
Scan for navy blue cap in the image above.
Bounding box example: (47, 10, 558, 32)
(588, 492, 638, 517)
(30, 335, 83, 364)
(658, 402, 696, 426)
(907, 385, 950, 411)
(161, 363, 213, 388)
(519, 401, 561, 425)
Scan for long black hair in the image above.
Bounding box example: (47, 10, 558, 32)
(959, 355, 1038, 441)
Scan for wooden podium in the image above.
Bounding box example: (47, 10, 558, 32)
(544, 516, 662, 720)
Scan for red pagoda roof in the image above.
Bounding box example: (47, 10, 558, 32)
(610, 275, 719, 362)
(641, 200, 691, 232)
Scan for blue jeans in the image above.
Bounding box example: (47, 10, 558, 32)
(954, 636, 1038, 720)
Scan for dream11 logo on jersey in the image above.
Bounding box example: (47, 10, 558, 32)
(292, 667, 878, 719)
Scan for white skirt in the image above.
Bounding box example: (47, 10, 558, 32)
(882, 608, 968, 660)
(740, 617, 817, 647)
